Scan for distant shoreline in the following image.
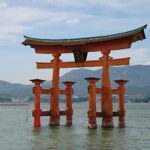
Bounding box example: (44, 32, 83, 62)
(0, 102, 29, 106)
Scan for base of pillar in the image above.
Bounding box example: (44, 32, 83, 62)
(66, 120, 72, 126)
(102, 118, 114, 128)
(119, 120, 125, 127)
(88, 122, 97, 129)
(34, 124, 41, 128)
(50, 117, 60, 126)
(34, 119, 41, 128)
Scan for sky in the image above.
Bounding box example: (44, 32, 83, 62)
(0, 0, 149, 84)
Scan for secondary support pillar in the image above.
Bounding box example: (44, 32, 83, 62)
(50, 53, 61, 126)
(30, 79, 45, 128)
(101, 50, 114, 127)
(85, 77, 100, 129)
(115, 80, 128, 127)
(63, 81, 76, 126)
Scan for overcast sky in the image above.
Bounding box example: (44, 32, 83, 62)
(0, 0, 149, 84)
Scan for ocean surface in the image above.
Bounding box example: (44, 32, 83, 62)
(0, 102, 150, 150)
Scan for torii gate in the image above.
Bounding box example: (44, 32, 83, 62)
(22, 25, 147, 128)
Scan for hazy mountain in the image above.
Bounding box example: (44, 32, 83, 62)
(0, 65, 150, 100)
(0, 80, 32, 98)
(59, 65, 150, 96)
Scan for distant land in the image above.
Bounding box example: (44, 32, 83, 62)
(0, 65, 150, 102)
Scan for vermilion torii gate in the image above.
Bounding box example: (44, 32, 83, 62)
(22, 25, 147, 128)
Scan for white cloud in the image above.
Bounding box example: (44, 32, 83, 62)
(66, 18, 80, 25)
(0, 0, 149, 43)
(0, 3, 43, 41)
(37, 0, 81, 7)
(36, 0, 149, 12)
(88, 0, 127, 10)
(111, 48, 150, 65)
(0, 1, 8, 8)
(36, 0, 125, 9)
(0, 2, 82, 42)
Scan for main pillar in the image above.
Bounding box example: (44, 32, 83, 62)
(50, 53, 61, 126)
(63, 81, 76, 125)
(101, 50, 114, 127)
(115, 80, 128, 127)
(85, 77, 100, 129)
(30, 79, 45, 128)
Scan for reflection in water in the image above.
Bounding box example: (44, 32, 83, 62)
(87, 127, 127, 150)
(100, 128, 114, 149)
(87, 129, 99, 150)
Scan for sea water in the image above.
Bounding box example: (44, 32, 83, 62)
(0, 102, 150, 150)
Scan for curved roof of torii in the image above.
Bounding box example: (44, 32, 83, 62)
(23, 25, 147, 46)
(22, 25, 147, 53)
